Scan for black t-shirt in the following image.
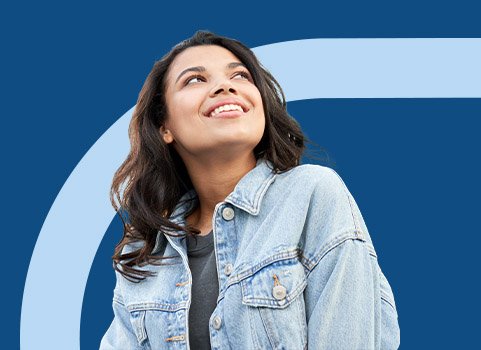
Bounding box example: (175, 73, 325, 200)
(186, 230, 219, 349)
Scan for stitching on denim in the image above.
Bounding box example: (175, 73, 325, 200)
(295, 296, 308, 348)
(379, 272, 397, 310)
(113, 293, 125, 306)
(252, 172, 277, 213)
(242, 278, 308, 308)
(240, 260, 308, 308)
(381, 293, 396, 310)
(127, 301, 187, 312)
(242, 274, 307, 305)
(327, 168, 364, 238)
(258, 307, 278, 348)
(366, 244, 377, 257)
(303, 231, 370, 274)
(300, 231, 358, 269)
(226, 171, 277, 214)
(229, 248, 302, 285)
(246, 301, 261, 349)
(137, 310, 148, 345)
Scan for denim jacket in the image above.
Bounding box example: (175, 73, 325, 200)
(100, 158, 400, 349)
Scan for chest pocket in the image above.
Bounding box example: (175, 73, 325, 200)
(240, 256, 308, 350)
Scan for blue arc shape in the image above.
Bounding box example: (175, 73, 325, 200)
(253, 38, 481, 100)
(21, 38, 481, 349)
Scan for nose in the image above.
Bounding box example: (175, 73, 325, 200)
(210, 79, 237, 96)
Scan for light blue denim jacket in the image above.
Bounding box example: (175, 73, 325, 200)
(100, 158, 400, 349)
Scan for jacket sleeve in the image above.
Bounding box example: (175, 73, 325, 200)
(304, 237, 400, 350)
(99, 286, 145, 349)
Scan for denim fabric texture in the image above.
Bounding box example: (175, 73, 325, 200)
(100, 158, 400, 349)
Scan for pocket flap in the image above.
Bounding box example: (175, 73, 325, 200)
(241, 258, 307, 309)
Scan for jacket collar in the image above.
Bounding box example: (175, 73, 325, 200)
(224, 158, 277, 215)
(153, 158, 277, 253)
(170, 158, 277, 222)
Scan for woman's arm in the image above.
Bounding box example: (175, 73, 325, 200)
(304, 237, 400, 349)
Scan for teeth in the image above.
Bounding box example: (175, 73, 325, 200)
(209, 104, 243, 117)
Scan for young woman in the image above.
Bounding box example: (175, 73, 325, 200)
(100, 31, 400, 349)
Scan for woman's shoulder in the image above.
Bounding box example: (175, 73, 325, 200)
(275, 163, 350, 198)
(278, 162, 339, 180)
(276, 164, 376, 263)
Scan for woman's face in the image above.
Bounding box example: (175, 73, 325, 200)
(162, 45, 265, 163)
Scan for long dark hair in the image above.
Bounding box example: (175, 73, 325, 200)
(111, 30, 322, 281)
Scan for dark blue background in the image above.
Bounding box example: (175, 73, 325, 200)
(3, 1, 480, 349)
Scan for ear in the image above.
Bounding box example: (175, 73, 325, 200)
(160, 125, 174, 144)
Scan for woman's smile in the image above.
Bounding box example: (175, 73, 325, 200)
(204, 98, 249, 118)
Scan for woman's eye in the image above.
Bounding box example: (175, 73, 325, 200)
(185, 75, 205, 85)
(233, 71, 251, 80)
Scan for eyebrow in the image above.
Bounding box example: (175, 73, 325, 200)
(175, 62, 247, 84)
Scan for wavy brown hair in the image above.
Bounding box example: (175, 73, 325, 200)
(110, 30, 323, 282)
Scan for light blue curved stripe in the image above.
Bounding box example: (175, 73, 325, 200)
(21, 38, 481, 349)
(20, 107, 133, 349)
(253, 38, 481, 100)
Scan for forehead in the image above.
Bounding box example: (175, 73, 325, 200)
(167, 45, 241, 81)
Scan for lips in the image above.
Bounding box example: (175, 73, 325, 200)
(204, 98, 249, 118)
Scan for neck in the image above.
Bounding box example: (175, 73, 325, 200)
(183, 153, 257, 230)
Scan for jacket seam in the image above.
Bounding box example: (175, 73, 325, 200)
(226, 248, 301, 285)
(327, 168, 362, 235)
(381, 290, 397, 310)
(218, 248, 302, 300)
(113, 295, 125, 306)
(126, 301, 188, 312)
(227, 171, 277, 214)
(301, 230, 372, 275)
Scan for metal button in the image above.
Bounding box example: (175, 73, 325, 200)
(224, 263, 233, 276)
(222, 207, 235, 221)
(212, 315, 222, 330)
(272, 285, 287, 300)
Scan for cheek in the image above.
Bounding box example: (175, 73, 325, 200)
(252, 96, 266, 137)
(166, 98, 204, 133)
(165, 96, 208, 142)
(254, 92, 265, 121)
(170, 93, 200, 117)
(251, 87, 264, 112)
